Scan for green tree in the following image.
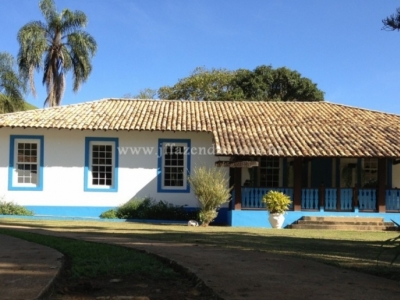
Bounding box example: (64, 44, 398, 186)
(0, 52, 26, 113)
(124, 88, 158, 99)
(383, 8, 400, 31)
(158, 65, 324, 101)
(17, 0, 97, 107)
(159, 67, 238, 100)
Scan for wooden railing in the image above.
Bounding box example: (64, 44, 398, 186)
(241, 187, 294, 209)
(324, 188, 337, 210)
(233, 186, 398, 212)
(324, 188, 353, 211)
(386, 189, 400, 212)
(301, 189, 319, 210)
(358, 189, 376, 211)
(340, 189, 353, 211)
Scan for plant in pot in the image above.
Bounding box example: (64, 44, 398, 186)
(262, 191, 292, 229)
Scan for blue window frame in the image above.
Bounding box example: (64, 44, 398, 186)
(84, 137, 119, 192)
(157, 139, 191, 193)
(8, 135, 44, 191)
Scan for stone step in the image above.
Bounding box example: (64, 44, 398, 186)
(290, 224, 396, 231)
(301, 216, 384, 223)
(296, 220, 392, 226)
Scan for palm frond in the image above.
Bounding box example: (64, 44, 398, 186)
(61, 9, 87, 34)
(60, 45, 72, 70)
(17, 21, 47, 97)
(0, 53, 14, 70)
(66, 31, 97, 91)
(0, 52, 26, 113)
(39, 0, 57, 24)
(0, 94, 15, 113)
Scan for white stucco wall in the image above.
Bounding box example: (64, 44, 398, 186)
(0, 128, 224, 208)
(392, 164, 400, 188)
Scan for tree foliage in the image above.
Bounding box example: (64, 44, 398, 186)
(159, 67, 237, 101)
(382, 8, 400, 31)
(17, 0, 97, 107)
(123, 88, 158, 99)
(158, 65, 324, 101)
(0, 52, 26, 113)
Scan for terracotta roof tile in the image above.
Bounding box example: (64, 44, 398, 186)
(1, 98, 400, 157)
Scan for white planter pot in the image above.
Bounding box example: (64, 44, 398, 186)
(268, 213, 285, 229)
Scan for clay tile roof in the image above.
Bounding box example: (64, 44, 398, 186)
(1, 98, 400, 157)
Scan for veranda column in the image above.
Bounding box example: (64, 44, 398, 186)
(293, 158, 302, 211)
(336, 158, 341, 211)
(234, 168, 242, 210)
(377, 158, 387, 213)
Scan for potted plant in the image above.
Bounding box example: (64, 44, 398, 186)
(262, 191, 292, 229)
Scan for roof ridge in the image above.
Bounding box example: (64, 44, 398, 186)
(1, 99, 399, 118)
(0, 98, 111, 117)
(323, 101, 400, 117)
(105, 98, 328, 104)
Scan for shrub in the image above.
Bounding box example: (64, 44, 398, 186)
(188, 166, 232, 226)
(99, 209, 118, 219)
(262, 191, 292, 214)
(0, 200, 34, 216)
(117, 198, 147, 219)
(100, 197, 198, 221)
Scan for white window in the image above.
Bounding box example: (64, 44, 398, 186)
(158, 139, 191, 193)
(9, 136, 43, 191)
(85, 138, 118, 192)
(16, 142, 38, 184)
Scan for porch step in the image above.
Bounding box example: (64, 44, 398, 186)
(296, 220, 392, 226)
(290, 217, 398, 231)
(301, 216, 384, 223)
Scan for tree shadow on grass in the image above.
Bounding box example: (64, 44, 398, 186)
(1, 220, 400, 281)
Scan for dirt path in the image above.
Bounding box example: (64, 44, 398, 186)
(0, 234, 63, 300)
(2, 225, 400, 300)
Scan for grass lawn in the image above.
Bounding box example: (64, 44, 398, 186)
(0, 227, 176, 280)
(1, 218, 400, 280)
(0, 226, 220, 299)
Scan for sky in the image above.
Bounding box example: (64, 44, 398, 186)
(1, 0, 400, 114)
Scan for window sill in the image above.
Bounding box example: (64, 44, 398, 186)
(157, 187, 190, 193)
(84, 187, 118, 193)
(8, 186, 43, 191)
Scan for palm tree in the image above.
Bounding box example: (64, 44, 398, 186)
(383, 8, 400, 31)
(0, 52, 26, 113)
(17, 0, 97, 107)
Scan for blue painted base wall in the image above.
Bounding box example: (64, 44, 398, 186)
(16, 206, 229, 224)
(213, 207, 229, 224)
(25, 206, 115, 218)
(6, 205, 399, 228)
(228, 210, 400, 228)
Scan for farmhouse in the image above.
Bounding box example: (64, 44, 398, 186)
(1, 99, 400, 227)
